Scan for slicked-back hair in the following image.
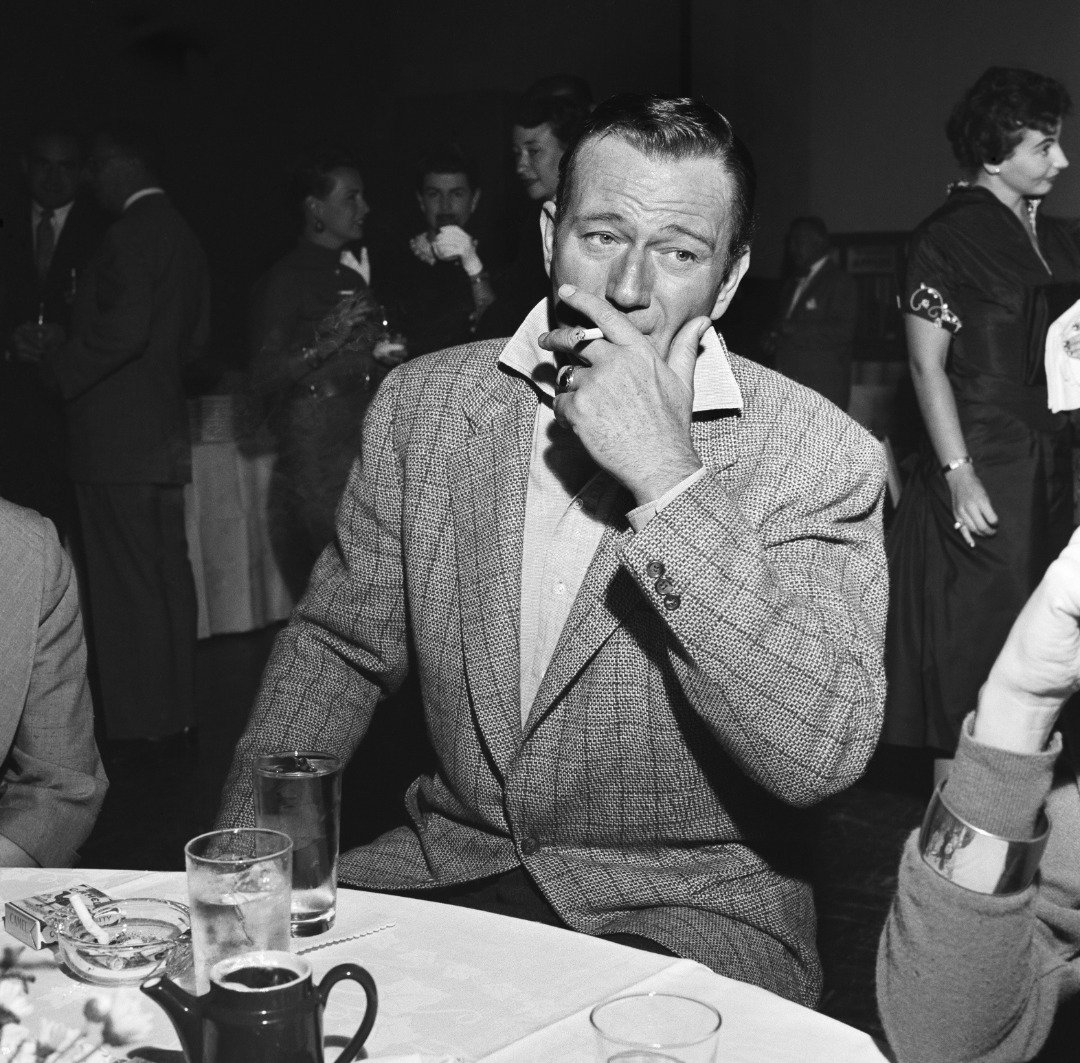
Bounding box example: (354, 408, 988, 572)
(415, 145, 478, 194)
(946, 66, 1072, 171)
(553, 94, 756, 276)
(290, 144, 361, 208)
(94, 121, 160, 175)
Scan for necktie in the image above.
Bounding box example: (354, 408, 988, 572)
(35, 209, 55, 281)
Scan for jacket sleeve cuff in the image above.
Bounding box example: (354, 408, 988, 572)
(944, 711, 1060, 838)
(626, 466, 708, 533)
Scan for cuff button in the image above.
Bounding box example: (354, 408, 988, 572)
(645, 560, 666, 578)
(662, 593, 682, 611)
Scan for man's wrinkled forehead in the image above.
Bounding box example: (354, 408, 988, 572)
(561, 134, 733, 239)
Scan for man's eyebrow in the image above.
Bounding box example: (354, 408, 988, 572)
(655, 223, 714, 247)
(576, 211, 628, 226)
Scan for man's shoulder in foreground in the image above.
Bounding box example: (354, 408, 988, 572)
(727, 346, 880, 446)
(0, 498, 52, 562)
(379, 336, 517, 406)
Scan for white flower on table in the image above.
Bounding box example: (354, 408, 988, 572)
(0, 981, 30, 1023)
(101, 992, 154, 1047)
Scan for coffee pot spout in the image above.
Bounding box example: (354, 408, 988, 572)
(141, 974, 203, 1063)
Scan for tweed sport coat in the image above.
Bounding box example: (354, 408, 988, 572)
(218, 337, 887, 1006)
(0, 501, 107, 864)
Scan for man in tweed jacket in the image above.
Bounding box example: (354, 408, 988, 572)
(218, 95, 887, 1006)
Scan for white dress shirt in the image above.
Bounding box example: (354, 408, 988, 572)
(31, 200, 74, 255)
(784, 254, 829, 318)
(499, 299, 743, 724)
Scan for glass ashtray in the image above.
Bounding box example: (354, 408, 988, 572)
(56, 897, 190, 986)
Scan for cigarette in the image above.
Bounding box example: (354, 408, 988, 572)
(579, 328, 604, 341)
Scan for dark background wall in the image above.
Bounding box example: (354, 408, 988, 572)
(2, 0, 1079, 363)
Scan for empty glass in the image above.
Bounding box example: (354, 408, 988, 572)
(590, 993, 721, 1063)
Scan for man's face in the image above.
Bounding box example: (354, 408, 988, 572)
(512, 122, 564, 202)
(416, 171, 479, 233)
(543, 136, 748, 359)
(787, 224, 827, 274)
(25, 134, 81, 210)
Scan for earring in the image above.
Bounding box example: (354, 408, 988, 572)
(314, 217, 325, 233)
(988, 166, 1001, 174)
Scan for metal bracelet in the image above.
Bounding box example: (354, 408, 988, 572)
(941, 455, 973, 474)
(918, 782, 1049, 895)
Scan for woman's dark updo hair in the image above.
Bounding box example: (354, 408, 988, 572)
(511, 95, 589, 150)
(289, 145, 361, 209)
(946, 66, 1071, 171)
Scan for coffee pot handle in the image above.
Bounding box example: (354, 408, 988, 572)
(318, 963, 378, 1063)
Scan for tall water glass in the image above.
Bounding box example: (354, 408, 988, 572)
(253, 752, 342, 936)
(590, 993, 722, 1062)
(185, 828, 292, 994)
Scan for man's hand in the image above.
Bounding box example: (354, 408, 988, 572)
(10, 321, 65, 363)
(409, 233, 437, 266)
(431, 226, 483, 276)
(539, 284, 709, 506)
(975, 526, 1080, 750)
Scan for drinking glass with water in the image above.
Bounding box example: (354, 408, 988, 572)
(184, 828, 293, 994)
(253, 752, 342, 937)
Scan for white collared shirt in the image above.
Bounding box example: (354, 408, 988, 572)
(785, 254, 830, 318)
(499, 299, 743, 724)
(31, 200, 74, 254)
(122, 187, 166, 212)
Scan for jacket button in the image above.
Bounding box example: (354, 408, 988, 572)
(646, 560, 666, 578)
(662, 594, 682, 611)
(520, 835, 540, 857)
(654, 576, 674, 595)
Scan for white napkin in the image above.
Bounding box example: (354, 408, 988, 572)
(1045, 296, 1080, 412)
(367, 1056, 467, 1063)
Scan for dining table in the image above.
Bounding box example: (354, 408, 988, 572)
(0, 868, 889, 1062)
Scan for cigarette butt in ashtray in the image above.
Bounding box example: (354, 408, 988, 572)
(69, 893, 111, 944)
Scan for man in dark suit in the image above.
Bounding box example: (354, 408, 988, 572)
(217, 96, 887, 1006)
(0, 129, 108, 539)
(764, 217, 859, 410)
(46, 125, 210, 742)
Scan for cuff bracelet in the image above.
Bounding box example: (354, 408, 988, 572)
(918, 782, 1049, 896)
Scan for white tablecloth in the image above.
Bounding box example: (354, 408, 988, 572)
(0, 869, 887, 1063)
(184, 437, 293, 639)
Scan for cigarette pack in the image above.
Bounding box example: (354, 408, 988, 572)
(3, 884, 112, 949)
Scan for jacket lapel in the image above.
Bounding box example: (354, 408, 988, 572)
(449, 370, 533, 772)
(522, 412, 741, 737)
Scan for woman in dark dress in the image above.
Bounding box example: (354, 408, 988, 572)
(884, 68, 1080, 761)
(476, 94, 588, 339)
(251, 148, 396, 597)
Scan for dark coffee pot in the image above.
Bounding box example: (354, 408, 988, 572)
(142, 949, 377, 1063)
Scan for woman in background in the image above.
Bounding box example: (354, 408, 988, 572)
(476, 93, 589, 338)
(251, 147, 393, 598)
(884, 67, 1080, 766)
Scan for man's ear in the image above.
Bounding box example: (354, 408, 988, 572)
(470, 188, 481, 215)
(540, 199, 556, 277)
(415, 191, 425, 216)
(710, 250, 751, 320)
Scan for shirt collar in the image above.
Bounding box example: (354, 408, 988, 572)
(122, 187, 165, 212)
(32, 200, 74, 227)
(498, 299, 743, 413)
